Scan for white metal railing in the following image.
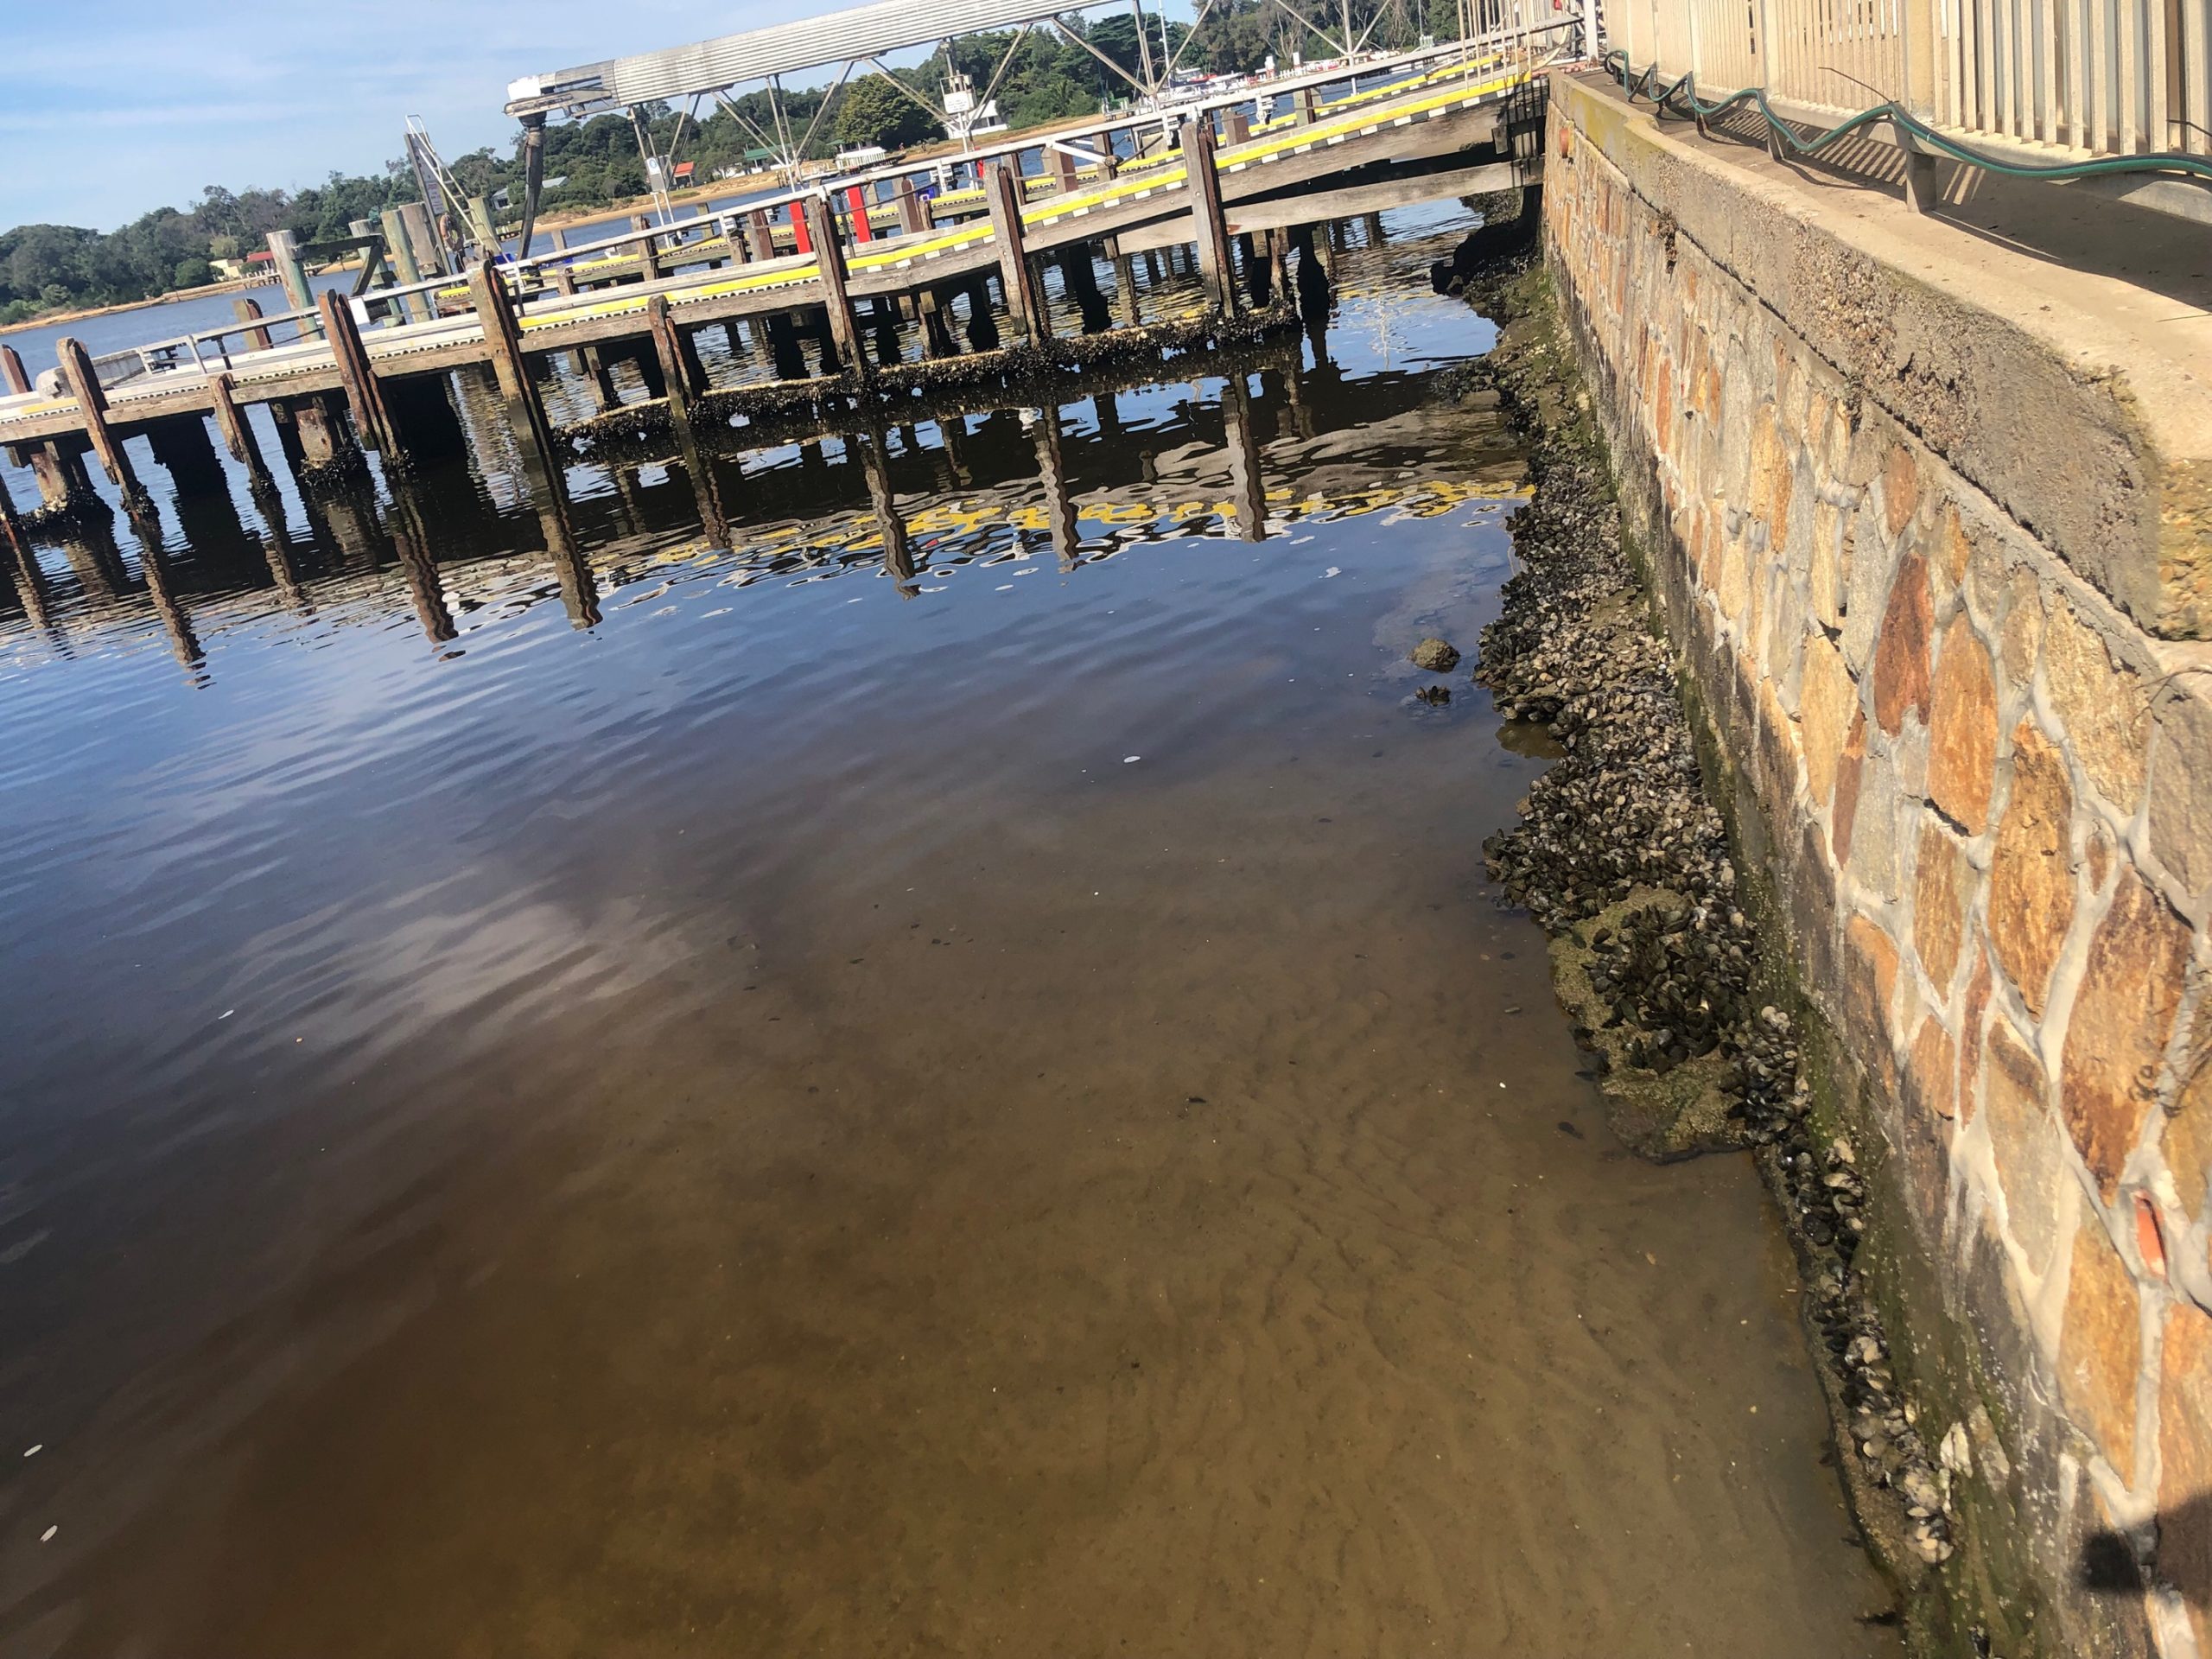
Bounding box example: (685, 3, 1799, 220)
(1612, 0, 2212, 157)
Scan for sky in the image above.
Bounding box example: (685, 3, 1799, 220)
(0, 0, 850, 232)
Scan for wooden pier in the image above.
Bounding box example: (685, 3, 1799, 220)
(0, 26, 1566, 528)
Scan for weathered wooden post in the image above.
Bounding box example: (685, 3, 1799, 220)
(467, 261, 557, 462)
(896, 180, 935, 236)
(265, 230, 321, 335)
(378, 208, 430, 321)
(232, 296, 276, 352)
(802, 193, 868, 378)
(1100, 236, 1140, 327)
(143, 416, 230, 497)
(982, 161, 1046, 348)
(318, 289, 406, 464)
(207, 372, 273, 488)
(0, 467, 29, 562)
(54, 338, 144, 499)
(630, 213, 664, 279)
(397, 201, 445, 277)
(0, 346, 30, 469)
(917, 287, 959, 358)
(645, 295, 701, 443)
(1179, 117, 1235, 318)
(1051, 143, 1081, 194)
(746, 211, 779, 263)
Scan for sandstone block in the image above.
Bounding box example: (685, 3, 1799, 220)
(2148, 688, 2212, 899)
(1833, 709, 1869, 862)
(1983, 1020, 2066, 1273)
(1873, 553, 1935, 734)
(2158, 1306, 2212, 1652)
(2062, 868, 2191, 1197)
(1914, 815, 1972, 992)
(1989, 721, 2076, 1019)
(1999, 563, 2044, 688)
(1908, 1014, 1958, 1122)
(1845, 912, 1900, 1055)
(1927, 613, 1999, 833)
(2059, 1194, 2142, 1477)
(1884, 443, 1921, 539)
(2044, 595, 2151, 813)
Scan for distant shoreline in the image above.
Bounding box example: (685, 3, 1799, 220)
(0, 274, 280, 338)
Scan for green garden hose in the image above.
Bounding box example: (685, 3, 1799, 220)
(1605, 49, 2212, 185)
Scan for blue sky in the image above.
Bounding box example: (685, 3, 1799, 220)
(0, 0, 849, 232)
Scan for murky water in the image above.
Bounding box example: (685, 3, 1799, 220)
(0, 207, 1900, 1657)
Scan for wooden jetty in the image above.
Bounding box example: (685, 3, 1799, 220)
(0, 14, 1575, 529)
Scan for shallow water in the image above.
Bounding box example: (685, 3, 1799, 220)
(0, 207, 1900, 1657)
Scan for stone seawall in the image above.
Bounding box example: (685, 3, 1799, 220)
(1541, 70, 2212, 1658)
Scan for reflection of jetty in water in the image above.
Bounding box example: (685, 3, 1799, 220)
(1, 289, 1524, 675)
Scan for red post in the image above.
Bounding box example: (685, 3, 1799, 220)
(846, 185, 874, 243)
(790, 200, 812, 256)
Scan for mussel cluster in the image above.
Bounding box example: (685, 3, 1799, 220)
(1457, 255, 1955, 1569)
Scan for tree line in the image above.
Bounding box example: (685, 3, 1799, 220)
(2, 0, 1435, 326)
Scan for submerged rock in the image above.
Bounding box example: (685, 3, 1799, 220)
(1409, 638, 1461, 673)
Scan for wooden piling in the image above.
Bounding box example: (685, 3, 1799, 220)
(896, 181, 935, 236)
(265, 230, 320, 335)
(318, 289, 405, 463)
(143, 415, 229, 497)
(982, 162, 1046, 347)
(54, 337, 143, 499)
(745, 212, 778, 264)
(397, 201, 445, 277)
(467, 261, 557, 461)
(645, 295, 700, 440)
(207, 372, 273, 486)
(0, 465, 28, 562)
(1179, 117, 1235, 316)
(0, 346, 27, 394)
(292, 397, 352, 469)
(378, 207, 429, 321)
(233, 296, 276, 351)
(631, 214, 664, 279)
(802, 194, 868, 378)
(25, 443, 92, 515)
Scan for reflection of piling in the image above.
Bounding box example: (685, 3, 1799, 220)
(1032, 404, 1080, 570)
(1222, 373, 1268, 543)
(384, 483, 457, 645)
(855, 427, 915, 598)
(125, 513, 206, 672)
(536, 467, 601, 629)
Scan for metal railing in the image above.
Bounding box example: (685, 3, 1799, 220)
(1611, 0, 2212, 157)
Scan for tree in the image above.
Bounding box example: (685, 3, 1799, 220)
(834, 74, 944, 151)
(174, 257, 213, 288)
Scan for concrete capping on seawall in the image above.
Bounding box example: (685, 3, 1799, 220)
(1542, 68, 2212, 1658)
